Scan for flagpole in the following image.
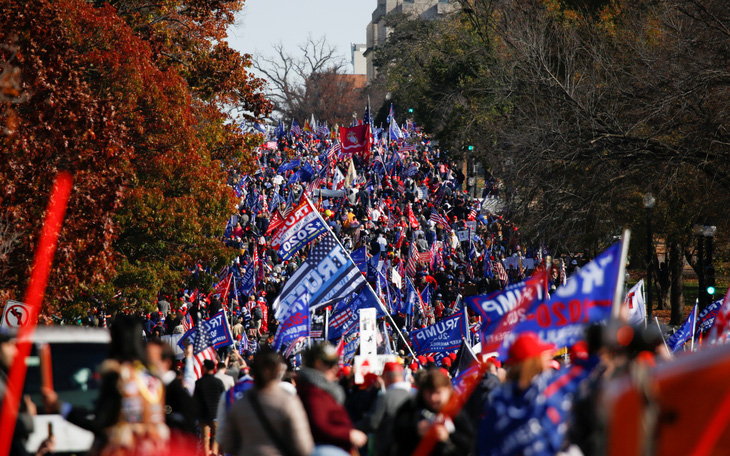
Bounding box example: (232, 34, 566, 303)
(611, 229, 631, 319)
(304, 194, 417, 360)
(655, 316, 670, 354)
(690, 300, 698, 352)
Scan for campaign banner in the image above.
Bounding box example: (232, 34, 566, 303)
(452, 363, 481, 396)
(177, 310, 233, 351)
(273, 295, 309, 352)
(695, 298, 723, 338)
(273, 232, 367, 319)
(277, 159, 300, 174)
(465, 281, 533, 340)
(499, 242, 623, 356)
(328, 287, 382, 341)
(352, 246, 367, 273)
(667, 304, 698, 352)
(409, 309, 468, 355)
(270, 198, 327, 261)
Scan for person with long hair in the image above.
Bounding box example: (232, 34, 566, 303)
(219, 347, 313, 456)
(477, 332, 556, 456)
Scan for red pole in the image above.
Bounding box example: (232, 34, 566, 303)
(0, 172, 72, 456)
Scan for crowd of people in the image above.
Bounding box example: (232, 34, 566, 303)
(2, 125, 677, 456)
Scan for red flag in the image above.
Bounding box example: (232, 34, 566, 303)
(407, 203, 419, 229)
(339, 124, 371, 157)
(266, 209, 285, 235)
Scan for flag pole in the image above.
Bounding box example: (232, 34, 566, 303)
(690, 299, 698, 352)
(304, 194, 417, 360)
(654, 316, 670, 354)
(611, 229, 631, 319)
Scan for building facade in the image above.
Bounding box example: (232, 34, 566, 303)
(364, 0, 458, 82)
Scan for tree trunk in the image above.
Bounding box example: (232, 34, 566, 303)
(669, 240, 684, 325)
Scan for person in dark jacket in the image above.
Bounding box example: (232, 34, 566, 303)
(194, 359, 225, 456)
(297, 343, 368, 456)
(391, 368, 473, 456)
(357, 362, 414, 456)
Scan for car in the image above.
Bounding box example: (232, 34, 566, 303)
(22, 326, 110, 455)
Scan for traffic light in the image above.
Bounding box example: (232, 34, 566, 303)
(408, 108, 413, 113)
(468, 145, 474, 151)
(706, 265, 716, 295)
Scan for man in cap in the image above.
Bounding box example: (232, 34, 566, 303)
(356, 362, 413, 456)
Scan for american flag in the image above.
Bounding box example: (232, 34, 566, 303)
(430, 211, 450, 228)
(291, 120, 302, 136)
(406, 242, 418, 277)
(387, 210, 395, 230)
(317, 123, 329, 138)
(266, 209, 285, 236)
(182, 313, 194, 333)
(493, 261, 509, 284)
(191, 322, 218, 379)
(400, 144, 417, 154)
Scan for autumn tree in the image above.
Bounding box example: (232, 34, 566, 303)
(254, 35, 368, 126)
(0, 0, 270, 318)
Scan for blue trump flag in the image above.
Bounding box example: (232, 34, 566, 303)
(273, 232, 368, 319)
(403, 277, 421, 316)
(499, 242, 624, 356)
(278, 159, 300, 174)
(667, 303, 698, 352)
(328, 286, 383, 341)
(465, 281, 531, 338)
(351, 246, 367, 274)
(409, 309, 468, 355)
(273, 295, 310, 352)
(366, 251, 380, 282)
(178, 310, 233, 351)
(695, 298, 722, 339)
(240, 264, 255, 296)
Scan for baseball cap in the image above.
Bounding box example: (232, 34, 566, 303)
(507, 332, 555, 364)
(383, 361, 403, 374)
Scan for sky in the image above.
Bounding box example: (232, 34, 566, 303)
(226, 0, 375, 73)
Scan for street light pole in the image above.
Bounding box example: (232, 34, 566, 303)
(644, 193, 656, 320)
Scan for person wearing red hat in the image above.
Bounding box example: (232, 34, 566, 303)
(391, 368, 473, 456)
(356, 362, 413, 456)
(478, 332, 557, 455)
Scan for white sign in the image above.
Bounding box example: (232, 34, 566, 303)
(2, 300, 31, 328)
(359, 308, 377, 355)
(457, 230, 471, 242)
(353, 354, 398, 384)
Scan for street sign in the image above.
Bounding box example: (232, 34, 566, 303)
(2, 300, 31, 328)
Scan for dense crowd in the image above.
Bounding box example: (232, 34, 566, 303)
(2, 127, 678, 456)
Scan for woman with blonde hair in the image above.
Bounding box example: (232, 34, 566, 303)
(478, 332, 556, 456)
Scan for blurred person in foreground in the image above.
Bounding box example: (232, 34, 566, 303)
(219, 347, 313, 456)
(297, 343, 368, 456)
(356, 361, 414, 456)
(391, 368, 473, 456)
(94, 314, 169, 456)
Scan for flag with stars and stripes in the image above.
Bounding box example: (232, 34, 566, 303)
(191, 322, 218, 379)
(273, 232, 367, 319)
(493, 261, 509, 284)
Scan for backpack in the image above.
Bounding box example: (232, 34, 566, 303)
(253, 306, 263, 321)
